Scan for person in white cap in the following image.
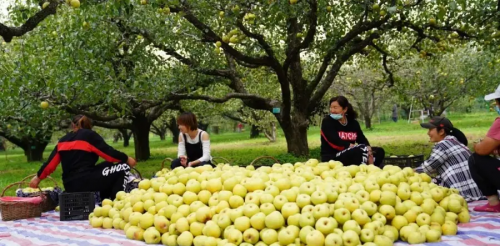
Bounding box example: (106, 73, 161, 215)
(468, 85, 500, 212)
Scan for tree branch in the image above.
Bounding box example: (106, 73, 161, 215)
(235, 20, 276, 62)
(113, 19, 233, 79)
(309, 34, 380, 113)
(222, 113, 245, 123)
(0, 0, 61, 42)
(308, 17, 389, 95)
(93, 120, 132, 130)
(169, 5, 273, 67)
(63, 106, 122, 122)
(0, 131, 25, 149)
(171, 92, 275, 111)
(371, 44, 395, 86)
(283, 0, 318, 72)
(151, 123, 163, 136)
(147, 102, 177, 122)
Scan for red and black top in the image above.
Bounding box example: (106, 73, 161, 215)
(37, 129, 128, 181)
(320, 116, 370, 156)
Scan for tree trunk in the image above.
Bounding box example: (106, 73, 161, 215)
(1, 132, 52, 162)
(119, 129, 131, 147)
(401, 105, 411, 119)
(0, 137, 5, 151)
(364, 114, 372, 129)
(280, 112, 309, 156)
(250, 125, 260, 138)
(151, 124, 168, 141)
(212, 126, 220, 134)
(167, 117, 180, 144)
(24, 145, 47, 162)
(199, 122, 209, 131)
(264, 122, 277, 142)
(22, 135, 51, 162)
(233, 122, 238, 132)
(131, 114, 151, 161)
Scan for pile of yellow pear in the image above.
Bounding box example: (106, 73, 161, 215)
(87, 159, 470, 246)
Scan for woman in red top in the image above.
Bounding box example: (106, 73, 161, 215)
(468, 85, 500, 212)
(30, 115, 137, 200)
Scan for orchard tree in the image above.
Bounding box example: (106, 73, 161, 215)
(1, 1, 192, 160)
(394, 47, 499, 117)
(121, 0, 499, 156)
(113, 129, 133, 147)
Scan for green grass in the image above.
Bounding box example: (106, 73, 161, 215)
(0, 112, 495, 196)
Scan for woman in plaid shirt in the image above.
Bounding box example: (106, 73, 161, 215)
(416, 116, 483, 202)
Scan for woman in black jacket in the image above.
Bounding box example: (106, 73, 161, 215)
(320, 96, 385, 166)
(30, 115, 137, 200)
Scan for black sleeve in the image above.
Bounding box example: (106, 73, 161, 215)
(354, 120, 370, 146)
(88, 130, 129, 163)
(321, 117, 351, 150)
(37, 145, 61, 179)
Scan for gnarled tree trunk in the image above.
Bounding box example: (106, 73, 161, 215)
(131, 113, 151, 161)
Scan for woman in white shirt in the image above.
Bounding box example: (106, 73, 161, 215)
(171, 112, 213, 169)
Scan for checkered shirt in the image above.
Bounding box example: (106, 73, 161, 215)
(416, 135, 483, 202)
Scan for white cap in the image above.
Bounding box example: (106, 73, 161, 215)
(485, 84, 500, 101)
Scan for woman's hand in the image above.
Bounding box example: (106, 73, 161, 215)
(127, 157, 137, 167)
(29, 176, 41, 188)
(188, 161, 199, 167)
(366, 146, 374, 164)
(180, 156, 188, 167)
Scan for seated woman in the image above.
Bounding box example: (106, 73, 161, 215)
(468, 87, 500, 212)
(320, 96, 385, 166)
(415, 116, 483, 202)
(171, 112, 214, 169)
(30, 115, 137, 200)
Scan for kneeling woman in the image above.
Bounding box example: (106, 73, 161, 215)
(171, 112, 214, 169)
(468, 88, 500, 212)
(30, 115, 137, 200)
(320, 96, 385, 166)
(415, 116, 483, 202)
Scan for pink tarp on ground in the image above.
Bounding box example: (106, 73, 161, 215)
(0, 201, 499, 246)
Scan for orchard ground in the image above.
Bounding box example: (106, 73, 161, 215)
(0, 112, 495, 196)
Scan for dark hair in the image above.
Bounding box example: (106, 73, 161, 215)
(496, 98, 500, 104)
(177, 112, 198, 131)
(72, 115, 93, 131)
(329, 96, 358, 120)
(438, 126, 468, 146)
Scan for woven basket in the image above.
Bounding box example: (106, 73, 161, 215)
(160, 157, 173, 170)
(1, 181, 44, 221)
(212, 157, 231, 165)
(18, 174, 60, 212)
(160, 157, 230, 170)
(130, 167, 142, 179)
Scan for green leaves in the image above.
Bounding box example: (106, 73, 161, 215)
(392, 46, 499, 115)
